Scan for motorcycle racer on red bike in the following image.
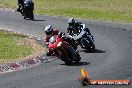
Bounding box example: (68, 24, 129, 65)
(44, 25, 77, 56)
(45, 25, 59, 45)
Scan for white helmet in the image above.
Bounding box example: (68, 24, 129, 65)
(68, 18, 75, 26)
(45, 25, 53, 35)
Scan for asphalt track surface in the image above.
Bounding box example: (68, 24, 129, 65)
(0, 10, 132, 88)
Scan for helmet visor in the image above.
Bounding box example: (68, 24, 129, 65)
(69, 23, 74, 26)
(46, 31, 52, 35)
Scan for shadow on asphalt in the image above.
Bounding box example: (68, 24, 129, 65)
(32, 19, 46, 21)
(60, 62, 90, 66)
(79, 49, 106, 53)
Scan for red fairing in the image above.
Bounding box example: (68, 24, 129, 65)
(47, 33, 81, 64)
(45, 29, 60, 43)
(53, 29, 60, 35)
(48, 35, 62, 49)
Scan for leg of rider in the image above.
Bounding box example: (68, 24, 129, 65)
(84, 28, 94, 40)
(47, 48, 54, 56)
(21, 4, 25, 15)
(17, 4, 21, 12)
(46, 49, 51, 56)
(18, 4, 23, 15)
(84, 28, 91, 35)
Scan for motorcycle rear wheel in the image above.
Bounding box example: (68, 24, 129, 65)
(29, 11, 34, 20)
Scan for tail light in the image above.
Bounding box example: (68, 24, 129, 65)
(57, 42, 62, 47)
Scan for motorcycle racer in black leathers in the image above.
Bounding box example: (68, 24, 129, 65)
(67, 18, 95, 50)
(17, 0, 34, 14)
(67, 18, 92, 36)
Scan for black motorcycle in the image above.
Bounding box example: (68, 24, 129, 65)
(22, 0, 34, 20)
(68, 24, 95, 51)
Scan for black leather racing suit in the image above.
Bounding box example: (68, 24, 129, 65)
(67, 21, 91, 36)
(17, 0, 34, 13)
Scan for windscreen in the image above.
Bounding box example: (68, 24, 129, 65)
(49, 36, 56, 44)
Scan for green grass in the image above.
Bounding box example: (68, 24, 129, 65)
(0, 30, 33, 63)
(0, 0, 132, 22)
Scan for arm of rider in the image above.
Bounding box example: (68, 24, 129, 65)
(45, 36, 50, 46)
(81, 24, 86, 29)
(58, 32, 65, 38)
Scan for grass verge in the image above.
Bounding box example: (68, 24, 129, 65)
(0, 29, 45, 63)
(0, 0, 132, 22)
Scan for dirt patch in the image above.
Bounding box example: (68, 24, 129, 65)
(16, 38, 47, 61)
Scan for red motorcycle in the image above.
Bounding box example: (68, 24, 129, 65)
(48, 34, 81, 65)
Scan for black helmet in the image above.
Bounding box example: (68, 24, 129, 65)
(45, 25, 53, 35)
(68, 18, 75, 26)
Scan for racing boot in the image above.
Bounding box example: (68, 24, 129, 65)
(84, 28, 94, 41)
(46, 49, 52, 56)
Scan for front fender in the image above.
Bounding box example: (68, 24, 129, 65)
(80, 38, 90, 48)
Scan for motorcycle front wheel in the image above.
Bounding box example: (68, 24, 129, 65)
(74, 52, 81, 63)
(62, 43, 81, 65)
